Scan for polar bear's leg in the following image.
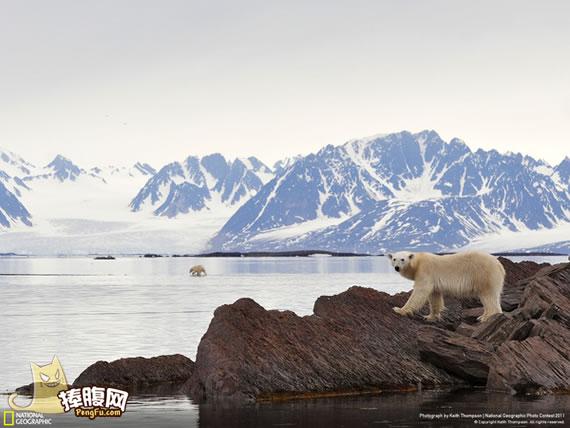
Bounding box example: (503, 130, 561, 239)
(393, 281, 432, 316)
(478, 290, 502, 322)
(425, 291, 444, 321)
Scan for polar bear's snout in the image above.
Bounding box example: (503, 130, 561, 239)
(387, 252, 413, 273)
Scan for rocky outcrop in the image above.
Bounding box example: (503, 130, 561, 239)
(189, 288, 465, 402)
(416, 326, 494, 384)
(190, 259, 570, 402)
(498, 257, 550, 286)
(417, 262, 570, 395)
(484, 263, 570, 394)
(498, 257, 550, 311)
(486, 325, 570, 394)
(73, 354, 194, 394)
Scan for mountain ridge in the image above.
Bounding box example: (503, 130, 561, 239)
(130, 153, 272, 218)
(210, 130, 569, 253)
(0, 132, 568, 255)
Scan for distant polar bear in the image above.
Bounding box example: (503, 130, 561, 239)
(190, 265, 207, 276)
(388, 251, 505, 322)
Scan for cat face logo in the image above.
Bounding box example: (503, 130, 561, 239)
(8, 356, 69, 414)
(35, 361, 63, 388)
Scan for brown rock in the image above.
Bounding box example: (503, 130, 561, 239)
(189, 287, 465, 403)
(486, 334, 570, 394)
(470, 313, 534, 347)
(14, 383, 34, 396)
(73, 354, 195, 394)
(455, 322, 477, 336)
(500, 284, 526, 311)
(517, 265, 570, 327)
(498, 257, 550, 287)
(461, 307, 484, 324)
(417, 326, 494, 384)
(485, 263, 570, 394)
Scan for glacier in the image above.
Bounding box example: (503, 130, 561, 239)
(0, 150, 273, 254)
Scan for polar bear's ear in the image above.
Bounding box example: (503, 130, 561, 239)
(409, 254, 414, 260)
(387, 253, 392, 260)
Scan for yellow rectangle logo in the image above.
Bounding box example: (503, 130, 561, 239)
(3, 410, 15, 427)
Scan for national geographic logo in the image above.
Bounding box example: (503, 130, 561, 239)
(3, 410, 52, 425)
(2, 411, 13, 427)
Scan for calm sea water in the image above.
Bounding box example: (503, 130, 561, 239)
(1, 255, 567, 427)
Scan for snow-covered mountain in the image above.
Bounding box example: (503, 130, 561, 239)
(90, 162, 157, 181)
(210, 131, 570, 253)
(0, 181, 32, 228)
(0, 148, 275, 254)
(0, 150, 162, 253)
(130, 154, 272, 218)
(1, 133, 568, 254)
(553, 157, 570, 194)
(0, 148, 34, 228)
(273, 155, 302, 175)
(0, 147, 35, 178)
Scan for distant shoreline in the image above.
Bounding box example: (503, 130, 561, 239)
(0, 250, 567, 258)
(193, 250, 371, 257)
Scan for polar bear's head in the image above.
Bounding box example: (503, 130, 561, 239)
(387, 251, 414, 273)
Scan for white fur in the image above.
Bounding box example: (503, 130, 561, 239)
(388, 251, 505, 322)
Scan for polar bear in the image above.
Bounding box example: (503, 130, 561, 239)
(388, 251, 505, 322)
(189, 265, 207, 276)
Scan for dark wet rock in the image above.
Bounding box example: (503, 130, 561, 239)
(455, 322, 477, 336)
(189, 287, 466, 403)
(73, 354, 194, 394)
(500, 285, 525, 311)
(417, 326, 493, 384)
(484, 263, 570, 394)
(461, 307, 484, 324)
(486, 334, 570, 394)
(14, 383, 34, 396)
(497, 257, 552, 312)
(498, 257, 550, 287)
(13, 382, 70, 397)
(516, 265, 570, 327)
(470, 313, 535, 347)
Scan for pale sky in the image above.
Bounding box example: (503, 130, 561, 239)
(0, 0, 569, 169)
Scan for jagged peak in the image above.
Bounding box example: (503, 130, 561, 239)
(46, 154, 79, 169)
(414, 129, 443, 142)
(241, 156, 271, 173)
(133, 162, 156, 176)
(556, 156, 570, 168)
(0, 147, 36, 170)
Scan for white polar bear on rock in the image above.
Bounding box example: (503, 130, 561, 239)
(389, 251, 505, 322)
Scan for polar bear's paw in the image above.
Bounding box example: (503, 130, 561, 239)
(392, 307, 408, 316)
(424, 314, 441, 321)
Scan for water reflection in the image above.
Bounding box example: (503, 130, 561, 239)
(34, 391, 570, 427)
(198, 390, 569, 428)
